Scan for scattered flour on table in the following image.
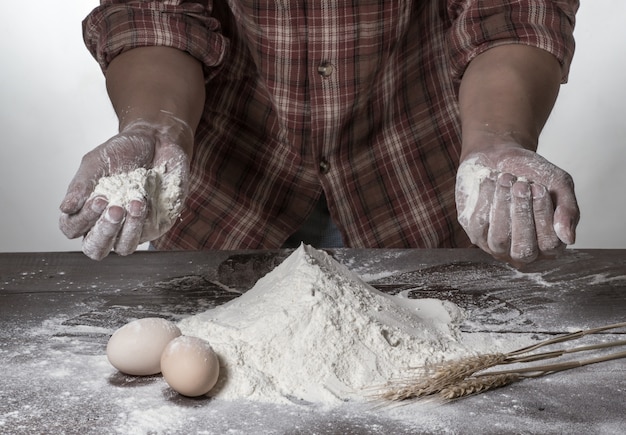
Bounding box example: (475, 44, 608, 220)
(179, 244, 494, 406)
(90, 166, 184, 225)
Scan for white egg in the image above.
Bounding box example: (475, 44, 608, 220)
(106, 317, 181, 376)
(160, 336, 220, 397)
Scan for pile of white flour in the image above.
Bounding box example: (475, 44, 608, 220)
(90, 166, 184, 226)
(179, 244, 477, 405)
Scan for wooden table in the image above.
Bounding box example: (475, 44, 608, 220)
(1, 249, 624, 434)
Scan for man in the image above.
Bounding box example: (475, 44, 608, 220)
(60, 0, 580, 265)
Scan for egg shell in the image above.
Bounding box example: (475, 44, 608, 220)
(106, 317, 181, 376)
(160, 336, 220, 397)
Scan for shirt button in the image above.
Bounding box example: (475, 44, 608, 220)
(319, 159, 330, 174)
(317, 62, 334, 78)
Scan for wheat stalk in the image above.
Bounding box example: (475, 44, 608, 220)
(502, 339, 626, 365)
(479, 348, 626, 378)
(505, 321, 626, 356)
(373, 321, 626, 403)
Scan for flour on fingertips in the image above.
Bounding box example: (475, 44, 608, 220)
(90, 166, 184, 224)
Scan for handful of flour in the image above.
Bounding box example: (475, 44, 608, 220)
(90, 166, 184, 231)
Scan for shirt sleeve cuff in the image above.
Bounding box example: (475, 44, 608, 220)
(446, 0, 579, 83)
(82, 2, 228, 80)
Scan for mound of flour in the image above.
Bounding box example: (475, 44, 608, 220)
(179, 245, 474, 405)
(90, 166, 184, 226)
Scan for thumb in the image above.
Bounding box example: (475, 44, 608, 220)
(153, 142, 190, 194)
(553, 203, 579, 245)
(60, 158, 106, 215)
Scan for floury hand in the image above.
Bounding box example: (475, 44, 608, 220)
(59, 119, 191, 260)
(455, 145, 579, 266)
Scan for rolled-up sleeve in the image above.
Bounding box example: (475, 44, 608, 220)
(83, 0, 228, 79)
(446, 0, 579, 83)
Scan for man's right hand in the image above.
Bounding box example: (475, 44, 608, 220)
(59, 119, 191, 260)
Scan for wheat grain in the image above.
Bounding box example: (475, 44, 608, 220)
(438, 373, 521, 400)
(375, 382, 437, 402)
(426, 353, 507, 382)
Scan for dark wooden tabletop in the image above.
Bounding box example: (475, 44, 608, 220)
(1, 248, 624, 434)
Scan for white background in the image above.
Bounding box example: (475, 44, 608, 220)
(1, 1, 624, 253)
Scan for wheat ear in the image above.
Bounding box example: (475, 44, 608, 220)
(376, 353, 507, 401)
(439, 349, 626, 402)
(438, 373, 521, 400)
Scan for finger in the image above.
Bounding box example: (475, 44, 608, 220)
(510, 180, 538, 263)
(550, 173, 579, 245)
(82, 205, 126, 260)
(487, 173, 515, 255)
(60, 180, 92, 215)
(531, 183, 562, 254)
(114, 199, 148, 256)
(60, 152, 106, 215)
(554, 206, 579, 246)
(59, 196, 108, 239)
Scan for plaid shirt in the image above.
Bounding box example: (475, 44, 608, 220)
(84, 0, 578, 250)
